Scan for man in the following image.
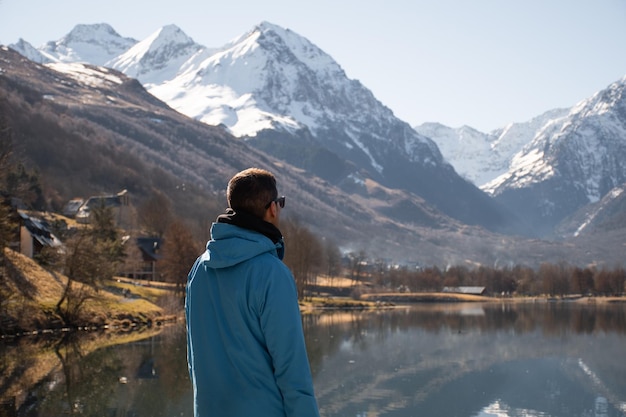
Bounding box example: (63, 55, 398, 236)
(185, 167, 320, 417)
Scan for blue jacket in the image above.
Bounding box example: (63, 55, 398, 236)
(185, 222, 320, 417)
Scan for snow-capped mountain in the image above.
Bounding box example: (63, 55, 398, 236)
(7, 38, 47, 63)
(415, 108, 570, 188)
(487, 79, 626, 199)
(9, 21, 518, 233)
(11, 23, 138, 66)
(488, 77, 626, 236)
(9, 43, 617, 267)
(106, 24, 210, 87)
(419, 76, 626, 238)
(21, 21, 626, 238)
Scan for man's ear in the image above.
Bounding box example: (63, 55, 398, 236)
(263, 202, 277, 223)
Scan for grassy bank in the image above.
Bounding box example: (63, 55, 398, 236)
(1, 248, 172, 336)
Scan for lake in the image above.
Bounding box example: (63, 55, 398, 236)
(1, 301, 625, 416)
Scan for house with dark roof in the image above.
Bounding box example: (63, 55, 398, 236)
(119, 237, 163, 281)
(75, 189, 131, 227)
(18, 210, 62, 258)
(62, 198, 84, 217)
(137, 237, 163, 279)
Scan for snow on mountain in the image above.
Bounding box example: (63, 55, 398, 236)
(141, 22, 387, 139)
(10, 21, 441, 173)
(572, 185, 624, 237)
(7, 22, 525, 232)
(144, 22, 308, 136)
(7, 21, 626, 240)
(37, 23, 137, 66)
(106, 24, 209, 87)
(121, 21, 444, 173)
(7, 39, 49, 63)
(417, 87, 626, 238)
(46, 61, 126, 89)
(487, 77, 626, 201)
(415, 108, 570, 188)
(414, 123, 499, 186)
(478, 76, 626, 236)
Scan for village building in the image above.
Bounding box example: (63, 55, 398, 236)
(8, 190, 167, 283)
(135, 237, 163, 281)
(74, 189, 132, 228)
(17, 210, 62, 259)
(442, 286, 486, 295)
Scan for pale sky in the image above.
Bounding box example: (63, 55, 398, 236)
(1, 0, 626, 132)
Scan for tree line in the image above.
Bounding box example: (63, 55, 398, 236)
(360, 261, 625, 297)
(281, 227, 626, 298)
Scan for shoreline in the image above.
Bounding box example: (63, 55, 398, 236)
(303, 293, 626, 310)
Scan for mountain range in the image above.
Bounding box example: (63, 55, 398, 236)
(416, 77, 626, 238)
(4, 22, 626, 267)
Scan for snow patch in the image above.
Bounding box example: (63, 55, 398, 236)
(46, 62, 124, 87)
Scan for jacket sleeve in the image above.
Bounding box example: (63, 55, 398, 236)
(258, 261, 320, 417)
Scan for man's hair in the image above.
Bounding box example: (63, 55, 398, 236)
(227, 168, 277, 218)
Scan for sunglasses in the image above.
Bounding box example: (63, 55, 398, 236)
(266, 196, 286, 209)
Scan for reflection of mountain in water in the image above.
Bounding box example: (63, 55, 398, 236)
(306, 303, 626, 417)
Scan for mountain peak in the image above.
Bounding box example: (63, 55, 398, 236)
(38, 23, 137, 65)
(256, 21, 286, 33)
(149, 24, 195, 46)
(106, 24, 204, 85)
(8, 39, 48, 63)
(64, 23, 124, 43)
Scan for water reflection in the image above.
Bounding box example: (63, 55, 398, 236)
(0, 325, 191, 417)
(0, 302, 625, 416)
(303, 303, 626, 417)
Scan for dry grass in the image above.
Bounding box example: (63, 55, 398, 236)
(3, 247, 66, 302)
(300, 296, 379, 312)
(2, 248, 165, 332)
(315, 276, 354, 288)
(106, 278, 176, 304)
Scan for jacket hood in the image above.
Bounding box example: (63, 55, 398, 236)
(202, 222, 283, 269)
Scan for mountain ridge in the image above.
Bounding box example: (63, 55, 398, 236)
(420, 78, 626, 239)
(415, 108, 571, 188)
(0, 45, 503, 267)
(8, 22, 521, 235)
(5, 22, 626, 264)
(5, 44, 620, 267)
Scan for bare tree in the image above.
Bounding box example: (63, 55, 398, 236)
(571, 267, 595, 295)
(160, 219, 202, 297)
(539, 262, 570, 297)
(595, 267, 626, 296)
(321, 238, 341, 286)
(347, 250, 367, 287)
(138, 191, 173, 237)
(282, 218, 323, 300)
(56, 205, 125, 324)
(56, 232, 98, 324)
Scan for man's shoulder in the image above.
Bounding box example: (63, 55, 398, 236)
(247, 249, 289, 271)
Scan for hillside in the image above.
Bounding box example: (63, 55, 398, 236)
(11, 22, 522, 235)
(2, 45, 625, 267)
(1, 248, 165, 334)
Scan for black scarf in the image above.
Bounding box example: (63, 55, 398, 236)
(216, 208, 283, 244)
